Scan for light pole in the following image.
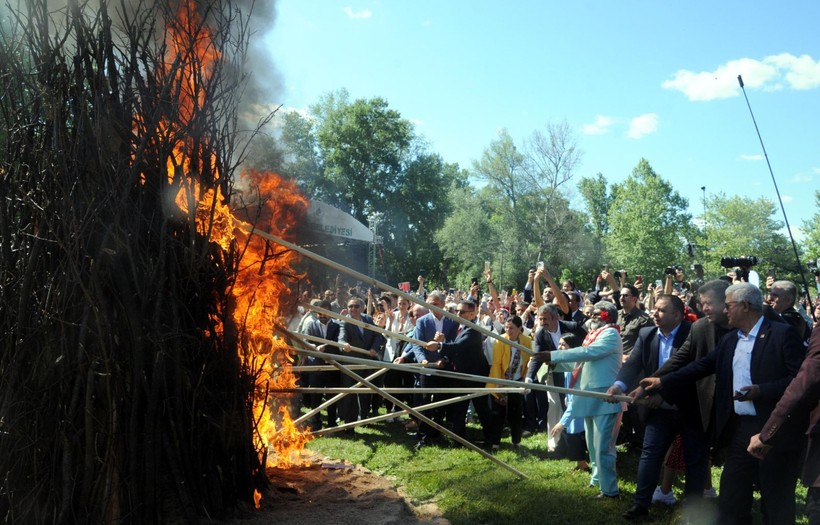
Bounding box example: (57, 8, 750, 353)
(367, 212, 383, 278)
(499, 240, 505, 293)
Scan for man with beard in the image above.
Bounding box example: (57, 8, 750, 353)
(608, 295, 703, 521)
(641, 283, 805, 525)
(532, 301, 624, 498)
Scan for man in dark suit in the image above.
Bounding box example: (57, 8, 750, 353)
(302, 300, 341, 429)
(641, 282, 805, 525)
(748, 304, 820, 524)
(338, 296, 385, 428)
(569, 290, 588, 325)
(402, 291, 458, 447)
(424, 299, 486, 442)
(525, 304, 586, 435)
(608, 295, 702, 520)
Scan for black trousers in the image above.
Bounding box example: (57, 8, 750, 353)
(717, 416, 802, 525)
(489, 393, 524, 446)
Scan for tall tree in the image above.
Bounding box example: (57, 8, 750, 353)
(699, 193, 797, 280)
(802, 190, 820, 261)
(277, 89, 459, 283)
(578, 173, 612, 266)
(605, 159, 694, 279)
(525, 120, 585, 267)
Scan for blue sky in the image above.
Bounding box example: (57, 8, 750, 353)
(264, 1, 819, 238)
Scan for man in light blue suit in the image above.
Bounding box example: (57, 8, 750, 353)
(532, 300, 623, 498)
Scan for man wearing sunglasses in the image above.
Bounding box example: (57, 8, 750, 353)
(338, 296, 386, 430)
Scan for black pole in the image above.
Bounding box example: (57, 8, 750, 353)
(737, 75, 814, 314)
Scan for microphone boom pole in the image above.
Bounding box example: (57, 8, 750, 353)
(737, 75, 814, 313)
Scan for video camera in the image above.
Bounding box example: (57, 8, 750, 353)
(720, 256, 759, 282)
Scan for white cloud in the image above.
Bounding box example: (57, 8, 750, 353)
(793, 173, 814, 183)
(781, 195, 794, 203)
(627, 113, 659, 139)
(582, 115, 616, 135)
(343, 6, 373, 19)
(662, 53, 820, 101)
(740, 154, 764, 161)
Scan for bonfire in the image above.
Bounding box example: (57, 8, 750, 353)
(0, 0, 309, 522)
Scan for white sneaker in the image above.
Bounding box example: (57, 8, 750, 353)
(703, 487, 717, 498)
(651, 486, 677, 506)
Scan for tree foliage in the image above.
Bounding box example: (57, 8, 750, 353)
(578, 173, 612, 266)
(605, 159, 694, 279)
(277, 89, 459, 284)
(802, 190, 820, 261)
(698, 193, 796, 279)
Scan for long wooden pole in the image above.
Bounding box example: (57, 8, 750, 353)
(300, 302, 426, 349)
(291, 368, 389, 427)
(329, 359, 530, 480)
(287, 339, 632, 404)
(240, 223, 534, 355)
(290, 387, 527, 394)
(310, 391, 490, 437)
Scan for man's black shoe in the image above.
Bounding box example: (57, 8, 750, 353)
(622, 505, 649, 520)
(591, 492, 619, 499)
(414, 438, 427, 451)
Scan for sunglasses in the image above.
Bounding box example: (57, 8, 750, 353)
(347, 304, 362, 309)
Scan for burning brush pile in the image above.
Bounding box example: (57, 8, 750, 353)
(0, 0, 309, 522)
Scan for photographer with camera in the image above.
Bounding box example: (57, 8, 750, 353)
(722, 256, 761, 288)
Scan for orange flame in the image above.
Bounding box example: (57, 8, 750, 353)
(137, 0, 312, 490)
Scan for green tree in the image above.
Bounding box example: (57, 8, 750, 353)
(802, 190, 820, 260)
(277, 89, 459, 283)
(698, 193, 796, 280)
(578, 173, 612, 265)
(605, 159, 694, 279)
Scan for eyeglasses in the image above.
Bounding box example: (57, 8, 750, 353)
(456, 309, 474, 314)
(347, 304, 362, 309)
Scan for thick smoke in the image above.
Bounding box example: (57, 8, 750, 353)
(5, 0, 281, 132)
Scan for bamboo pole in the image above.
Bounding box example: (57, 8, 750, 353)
(292, 365, 379, 372)
(289, 388, 527, 394)
(292, 368, 389, 427)
(289, 344, 632, 404)
(329, 359, 530, 480)
(310, 391, 490, 436)
(239, 223, 534, 355)
(295, 331, 373, 357)
(299, 302, 425, 349)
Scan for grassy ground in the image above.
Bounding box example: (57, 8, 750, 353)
(305, 409, 808, 525)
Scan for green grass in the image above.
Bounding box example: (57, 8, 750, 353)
(305, 411, 807, 525)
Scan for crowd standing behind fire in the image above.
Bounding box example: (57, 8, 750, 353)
(293, 261, 820, 523)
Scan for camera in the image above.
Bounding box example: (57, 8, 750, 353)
(720, 256, 759, 268)
(613, 270, 626, 279)
(721, 256, 758, 282)
(808, 259, 820, 277)
(471, 277, 479, 286)
(664, 266, 676, 276)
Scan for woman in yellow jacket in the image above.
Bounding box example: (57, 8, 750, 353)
(486, 315, 532, 451)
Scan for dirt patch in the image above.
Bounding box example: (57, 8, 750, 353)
(229, 450, 448, 525)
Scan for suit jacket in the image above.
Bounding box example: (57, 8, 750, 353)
(487, 333, 533, 392)
(409, 312, 459, 364)
(656, 317, 731, 431)
(760, 327, 820, 485)
(550, 326, 623, 417)
(439, 326, 486, 376)
(526, 320, 586, 382)
(338, 314, 384, 360)
(572, 309, 589, 326)
(617, 322, 691, 392)
(660, 317, 805, 447)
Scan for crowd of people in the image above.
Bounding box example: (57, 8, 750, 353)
(292, 264, 820, 524)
